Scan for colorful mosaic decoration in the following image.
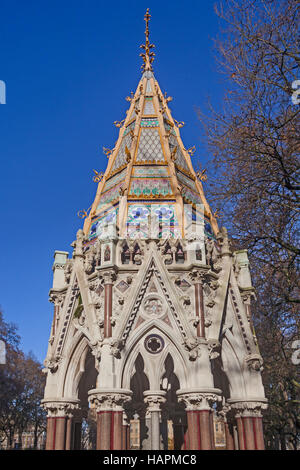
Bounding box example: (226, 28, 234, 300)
(88, 206, 118, 240)
(136, 128, 164, 163)
(97, 183, 123, 207)
(126, 204, 180, 238)
(133, 166, 169, 177)
(103, 168, 127, 191)
(129, 178, 173, 197)
(140, 118, 159, 127)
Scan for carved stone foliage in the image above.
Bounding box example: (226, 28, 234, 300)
(244, 353, 264, 372)
(183, 337, 203, 361)
(88, 390, 132, 411)
(41, 399, 80, 417)
(177, 391, 221, 411)
(89, 278, 104, 313)
(228, 400, 268, 417)
(143, 392, 166, 411)
(84, 241, 101, 274)
(64, 259, 73, 284)
(43, 354, 62, 373)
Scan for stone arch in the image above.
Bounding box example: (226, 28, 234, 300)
(160, 353, 187, 450)
(120, 320, 188, 391)
(62, 333, 97, 400)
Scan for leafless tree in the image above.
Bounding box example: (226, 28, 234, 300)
(198, 0, 300, 449)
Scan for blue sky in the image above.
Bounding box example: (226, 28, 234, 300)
(0, 0, 226, 363)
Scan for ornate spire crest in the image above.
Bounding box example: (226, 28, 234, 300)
(140, 8, 155, 72)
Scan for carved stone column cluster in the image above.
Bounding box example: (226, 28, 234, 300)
(41, 399, 80, 450)
(228, 400, 268, 450)
(177, 390, 220, 450)
(88, 389, 132, 450)
(143, 391, 166, 450)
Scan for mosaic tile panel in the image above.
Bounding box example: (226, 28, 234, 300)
(143, 97, 156, 115)
(126, 203, 180, 239)
(133, 166, 169, 177)
(136, 128, 165, 163)
(146, 79, 152, 94)
(111, 122, 135, 172)
(129, 178, 173, 197)
(103, 168, 127, 191)
(169, 134, 190, 173)
(182, 187, 202, 205)
(88, 206, 118, 240)
(97, 183, 123, 207)
(176, 170, 198, 192)
(140, 118, 159, 127)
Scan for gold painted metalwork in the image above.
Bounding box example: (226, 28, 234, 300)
(196, 169, 207, 182)
(170, 146, 177, 161)
(114, 119, 125, 128)
(187, 146, 196, 156)
(77, 205, 92, 219)
(140, 9, 155, 72)
(164, 92, 173, 102)
(174, 119, 185, 128)
(125, 145, 131, 163)
(103, 147, 114, 158)
(92, 170, 104, 183)
(126, 92, 134, 102)
(213, 209, 223, 219)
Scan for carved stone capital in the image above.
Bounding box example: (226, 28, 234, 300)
(143, 391, 166, 412)
(177, 389, 221, 411)
(41, 398, 80, 418)
(88, 388, 132, 412)
(228, 398, 268, 417)
(97, 268, 117, 285)
(188, 266, 210, 284)
(244, 353, 264, 372)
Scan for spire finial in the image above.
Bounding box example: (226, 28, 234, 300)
(140, 8, 155, 72)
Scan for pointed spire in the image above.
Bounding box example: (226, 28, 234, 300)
(140, 8, 155, 72)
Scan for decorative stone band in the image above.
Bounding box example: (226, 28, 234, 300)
(88, 388, 132, 412)
(177, 388, 221, 411)
(143, 391, 166, 412)
(227, 398, 268, 417)
(41, 398, 81, 418)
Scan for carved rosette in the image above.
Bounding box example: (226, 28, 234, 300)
(228, 399, 268, 417)
(88, 389, 132, 412)
(177, 390, 221, 411)
(41, 399, 80, 418)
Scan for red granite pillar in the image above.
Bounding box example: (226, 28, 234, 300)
(96, 410, 123, 450)
(55, 417, 67, 450)
(45, 417, 56, 450)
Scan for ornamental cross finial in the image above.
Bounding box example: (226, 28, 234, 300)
(140, 8, 155, 72)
